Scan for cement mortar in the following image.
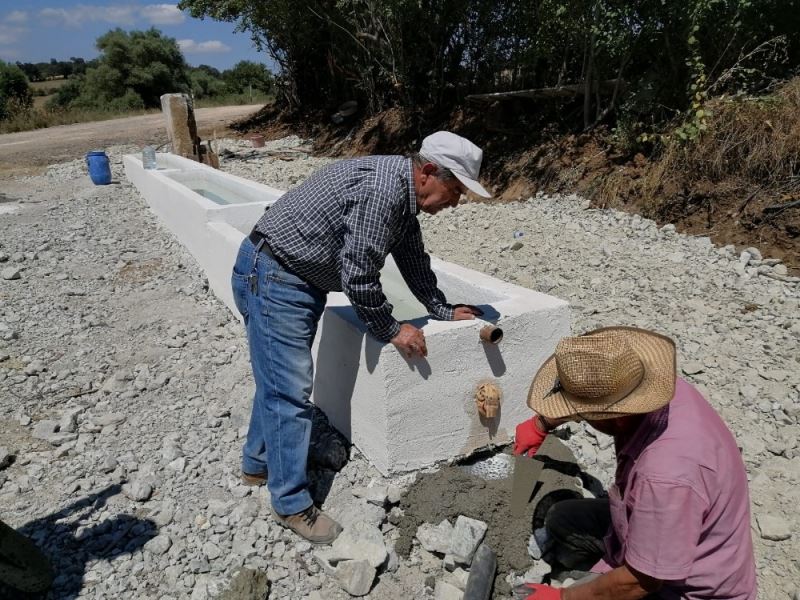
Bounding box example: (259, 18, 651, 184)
(397, 438, 587, 596)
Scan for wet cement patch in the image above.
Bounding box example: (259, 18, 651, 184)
(396, 437, 599, 596)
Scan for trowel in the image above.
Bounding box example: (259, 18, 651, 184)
(510, 454, 545, 518)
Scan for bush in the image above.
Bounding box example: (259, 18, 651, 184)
(0, 60, 32, 120)
(45, 78, 83, 110)
(106, 89, 146, 112)
(190, 69, 227, 99)
(222, 60, 273, 95)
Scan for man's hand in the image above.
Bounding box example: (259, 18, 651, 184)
(452, 304, 484, 320)
(514, 416, 549, 457)
(559, 565, 662, 600)
(513, 583, 561, 600)
(391, 323, 427, 358)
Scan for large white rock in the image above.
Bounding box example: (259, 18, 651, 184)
(416, 520, 454, 555)
(335, 560, 375, 597)
(329, 521, 388, 569)
(757, 514, 792, 541)
(435, 581, 465, 600)
(448, 516, 488, 566)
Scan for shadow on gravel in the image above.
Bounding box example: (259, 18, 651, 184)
(12, 484, 157, 600)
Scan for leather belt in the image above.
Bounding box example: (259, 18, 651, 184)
(248, 229, 277, 260)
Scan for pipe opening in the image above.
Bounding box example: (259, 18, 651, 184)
(479, 325, 503, 344)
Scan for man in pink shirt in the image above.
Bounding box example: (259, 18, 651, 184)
(513, 326, 757, 600)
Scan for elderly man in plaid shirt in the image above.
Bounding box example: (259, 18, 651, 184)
(231, 131, 492, 543)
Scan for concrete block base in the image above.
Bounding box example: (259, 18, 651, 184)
(313, 259, 569, 475)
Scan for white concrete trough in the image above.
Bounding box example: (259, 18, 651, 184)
(124, 153, 570, 475)
(123, 152, 283, 310)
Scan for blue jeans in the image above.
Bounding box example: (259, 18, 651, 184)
(231, 237, 327, 515)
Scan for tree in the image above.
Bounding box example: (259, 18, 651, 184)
(196, 64, 222, 78)
(189, 67, 227, 99)
(16, 62, 42, 82)
(75, 28, 190, 109)
(0, 60, 32, 120)
(46, 78, 83, 110)
(221, 60, 274, 95)
(178, 0, 800, 129)
(70, 57, 88, 76)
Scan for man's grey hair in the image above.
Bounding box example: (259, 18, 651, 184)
(410, 152, 455, 181)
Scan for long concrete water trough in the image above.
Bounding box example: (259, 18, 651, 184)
(124, 153, 570, 475)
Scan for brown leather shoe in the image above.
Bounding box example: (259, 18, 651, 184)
(273, 506, 342, 545)
(241, 471, 267, 486)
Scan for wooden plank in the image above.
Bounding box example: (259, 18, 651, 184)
(467, 79, 624, 103)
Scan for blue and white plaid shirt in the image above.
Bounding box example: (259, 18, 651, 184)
(254, 155, 455, 341)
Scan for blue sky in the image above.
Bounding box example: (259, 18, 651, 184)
(0, 1, 272, 71)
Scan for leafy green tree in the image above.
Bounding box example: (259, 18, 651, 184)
(178, 0, 800, 130)
(16, 62, 42, 82)
(195, 64, 222, 78)
(69, 57, 88, 76)
(81, 63, 126, 106)
(75, 28, 190, 109)
(0, 60, 32, 120)
(45, 78, 83, 110)
(189, 67, 227, 99)
(221, 60, 274, 95)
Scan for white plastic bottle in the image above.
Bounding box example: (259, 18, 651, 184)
(142, 146, 157, 170)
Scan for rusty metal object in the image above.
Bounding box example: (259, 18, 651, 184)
(479, 325, 503, 344)
(475, 381, 501, 419)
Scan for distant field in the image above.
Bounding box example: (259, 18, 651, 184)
(30, 78, 69, 109)
(30, 78, 68, 92)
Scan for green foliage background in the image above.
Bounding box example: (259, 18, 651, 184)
(178, 0, 800, 129)
(0, 61, 33, 121)
(2, 28, 274, 123)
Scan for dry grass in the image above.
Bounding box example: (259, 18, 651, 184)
(642, 77, 800, 212)
(0, 106, 157, 134)
(29, 78, 68, 92)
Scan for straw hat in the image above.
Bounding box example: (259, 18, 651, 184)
(528, 326, 676, 420)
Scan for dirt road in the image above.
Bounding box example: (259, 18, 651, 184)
(0, 104, 262, 176)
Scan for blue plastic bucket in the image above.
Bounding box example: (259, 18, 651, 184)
(85, 150, 112, 185)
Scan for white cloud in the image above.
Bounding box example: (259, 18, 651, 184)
(34, 4, 187, 29)
(178, 39, 231, 54)
(140, 4, 185, 26)
(4, 11, 29, 24)
(0, 24, 27, 45)
(38, 5, 137, 28)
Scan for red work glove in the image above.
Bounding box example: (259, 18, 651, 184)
(513, 416, 548, 457)
(513, 583, 562, 600)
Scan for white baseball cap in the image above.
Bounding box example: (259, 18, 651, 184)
(419, 131, 491, 198)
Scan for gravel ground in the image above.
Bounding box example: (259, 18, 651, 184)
(0, 138, 798, 599)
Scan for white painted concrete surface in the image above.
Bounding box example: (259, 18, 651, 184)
(124, 154, 570, 474)
(123, 153, 282, 310)
(313, 259, 570, 474)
